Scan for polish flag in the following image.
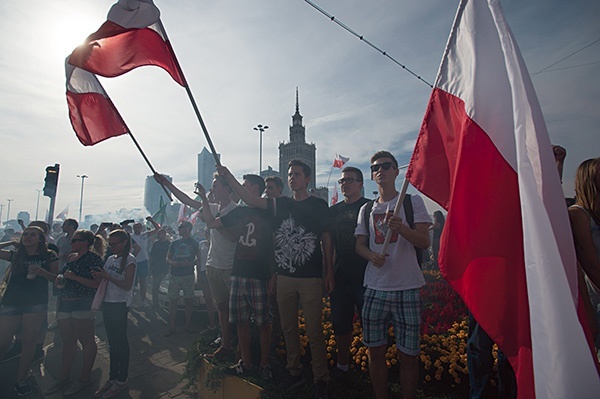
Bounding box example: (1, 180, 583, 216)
(332, 154, 349, 169)
(66, 61, 129, 146)
(406, 0, 600, 397)
(177, 203, 189, 222)
(69, 0, 185, 86)
(330, 184, 339, 206)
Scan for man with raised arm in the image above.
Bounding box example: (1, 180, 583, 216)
(355, 151, 431, 399)
(216, 160, 334, 399)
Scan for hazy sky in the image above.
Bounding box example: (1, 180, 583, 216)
(0, 0, 598, 223)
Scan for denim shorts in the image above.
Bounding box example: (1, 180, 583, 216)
(167, 274, 195, 300)
(57, 297, 95, 320)
(0, 303, 48, 316)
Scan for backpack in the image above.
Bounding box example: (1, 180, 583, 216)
(362, 194, 425, 267)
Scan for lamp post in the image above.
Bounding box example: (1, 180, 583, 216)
(6, 199, 13, 223)
(35, 189, 42, 220)
(253, 124, 269, 175)
(77, 175, 88, 222)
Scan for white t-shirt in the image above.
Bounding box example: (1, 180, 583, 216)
(355, 194, 431, 291)
(103, 253, 137, 307)
(131, 232, 149, 262)
(206, 201, 237, 270)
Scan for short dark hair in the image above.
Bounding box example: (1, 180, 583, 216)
(265, 175, 284, 190)
(288, 159, 311, 178)
(64, 218, 79, 230)
(370, 150, 398, 168)
(242, 174, 266, 194)
(212, 173, 232, 192)
(341, 166, 363, 182)
(179, 221, 193, 230)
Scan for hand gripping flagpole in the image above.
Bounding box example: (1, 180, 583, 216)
(380, 176, 410, 255)
(158, 19, 221, 166)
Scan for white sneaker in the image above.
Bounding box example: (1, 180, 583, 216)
(102, 380, 128, 398)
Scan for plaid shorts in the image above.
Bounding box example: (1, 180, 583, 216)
(361, 288, 422, 356)
(229, 276, 270, 326)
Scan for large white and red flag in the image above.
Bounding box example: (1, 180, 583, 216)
(69, 0, 185, 86)
(406, 0, 600, 397)
(66, 61, 129, 146)
(332, 154, 349, 169)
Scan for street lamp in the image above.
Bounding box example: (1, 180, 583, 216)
(35, 189, 42, 220)
(253, 124, 269, 175)
(77, 175, 88, 222)
(6, 199, 13, 223)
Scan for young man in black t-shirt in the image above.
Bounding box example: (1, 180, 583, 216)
(195, 174, 276, 381)
(329, 166, 370, 377)
(217, 160, 333, 399)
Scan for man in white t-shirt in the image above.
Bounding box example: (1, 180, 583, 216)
(355, 151, 431, 399)
(131, 216, 160, 308)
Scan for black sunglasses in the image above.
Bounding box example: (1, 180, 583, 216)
(337, 177, 360, 185)
(370, 162, 396, 172)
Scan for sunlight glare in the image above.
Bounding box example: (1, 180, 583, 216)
(49, 9, 104, 58)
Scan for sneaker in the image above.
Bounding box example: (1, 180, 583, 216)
(315, 380, 329, 399)
(14, 380, 32, 397)
(259, 365, 273, 382)
(281, 372, 306, 391)
(45, 378, 71, 394)
(101, 380, 128, 398)
(94, 380, 115, 397)
(64, 379, 93, 396)
(224, 359, 251, 377)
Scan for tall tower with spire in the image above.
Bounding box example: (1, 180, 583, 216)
(278, 88, 316, 195)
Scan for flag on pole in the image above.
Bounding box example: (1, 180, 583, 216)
(177, 203, 188, 222)
(330, 184, 339, 206)
(66, 61, 129, 146)
(68, 0, 185, 86)
(406, 0, 600, 397)
(332, 154, 349, 169)
(55, 204, 69, 221)
(189, 210, 200, 226)
(151, 196, 167, 225)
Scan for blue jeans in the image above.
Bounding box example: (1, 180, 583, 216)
(103, 302, 130, 382)
(467, 314, 517, 399)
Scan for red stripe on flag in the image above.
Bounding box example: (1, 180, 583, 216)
(407, 88, 534, 397)
(66, 90, 129, 146)
(69, 20, 185, 86)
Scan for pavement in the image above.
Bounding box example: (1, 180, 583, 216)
(0, 295, 212, 399)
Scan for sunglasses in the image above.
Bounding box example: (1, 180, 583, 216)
(338, 177, 360, 185)
(71, 238, 86, 243)
(370, 162, 396, 173)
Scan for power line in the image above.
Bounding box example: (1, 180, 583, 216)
(303, 0, 433, 88)
(533, 61, 600, 74)
(531, 37, 600, 77)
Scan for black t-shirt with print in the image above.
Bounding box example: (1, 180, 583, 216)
(168, 237, 199, 276)
(220, 205, 275, 280)
(59, 251, 104, 299)
(2, 250, 58, 306)
(273, 196, 332, 278)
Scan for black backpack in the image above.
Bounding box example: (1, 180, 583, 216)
(362, 194, 425, 267)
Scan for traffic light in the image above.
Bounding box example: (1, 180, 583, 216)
(43, 164, 60, 198)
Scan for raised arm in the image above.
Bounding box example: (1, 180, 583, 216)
(193, 183, 224, 229)
(216, 165, 269, 210)
(145, 216, 161, 236)
(154, 172, 202, 209)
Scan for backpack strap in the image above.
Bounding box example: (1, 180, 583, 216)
(362, 200, 375, 239)
(403, 194, 414, 229)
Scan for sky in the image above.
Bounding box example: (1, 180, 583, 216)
(0, 0, 598, 225)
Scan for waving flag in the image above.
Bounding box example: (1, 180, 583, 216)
(69, 0, 185, 86)
(332, 154, 349, 169)
(55, 204, 69, 221)
(406, 0, 600, 397)
(66, 61, 129, 146)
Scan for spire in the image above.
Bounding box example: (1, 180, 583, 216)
(295, 86, 299, 113)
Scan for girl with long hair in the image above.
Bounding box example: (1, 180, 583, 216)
(92, 229, 136, 398)
(46, 230, 105, 395)
(569, 157, 600, 348)
(0, 226, 59, 396)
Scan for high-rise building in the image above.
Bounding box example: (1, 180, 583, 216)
(278, 88, 316, 196)
(198, 147, 220, 191)
(144, 175, 172, 215)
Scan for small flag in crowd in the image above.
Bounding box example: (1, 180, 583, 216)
(68, 0, 185, 86)
(406, 0, 600, 397)
(332, 154, 349, 169)
(177, 203, 189, 222)
(55, 204, 69, 221)
(330, 184, 338, 206)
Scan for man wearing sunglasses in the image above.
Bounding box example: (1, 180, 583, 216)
(355, 151, 431, 399)
(329, 166, 370, 378)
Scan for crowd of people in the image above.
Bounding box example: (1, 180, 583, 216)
(0, 148, 598, 399)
